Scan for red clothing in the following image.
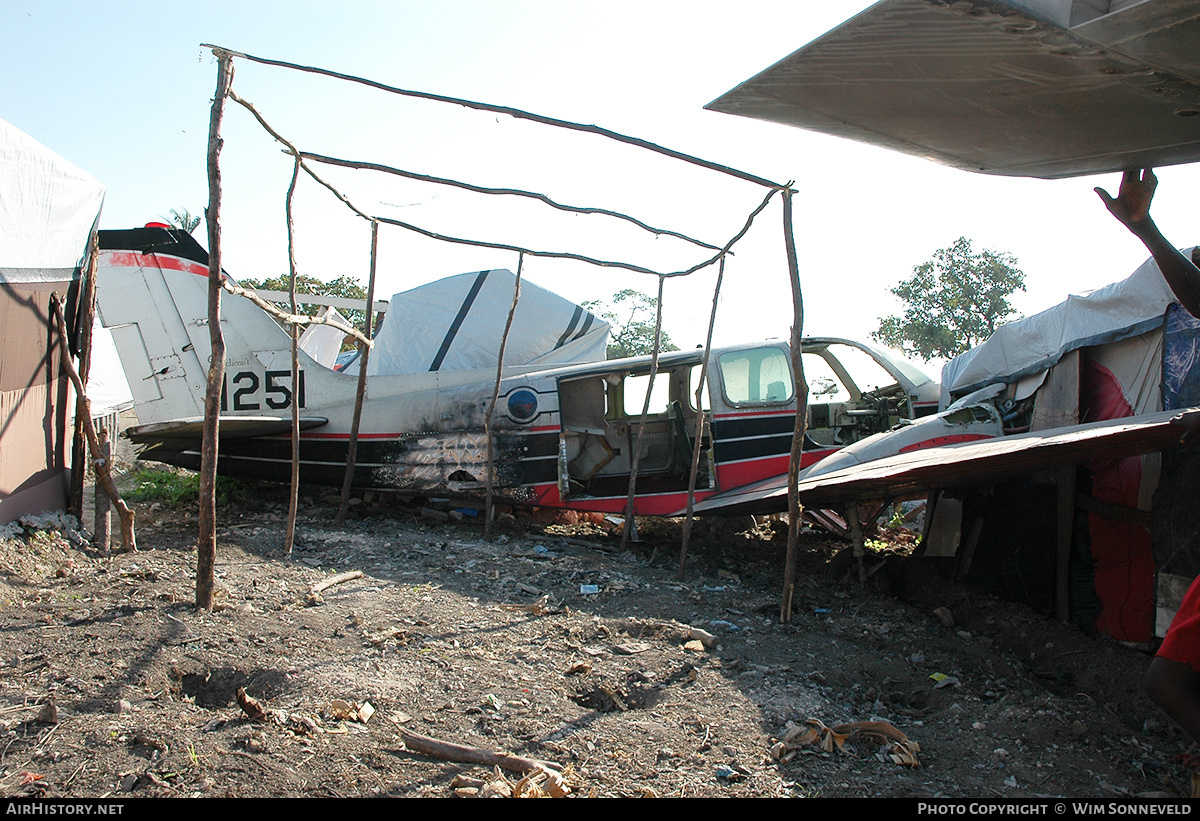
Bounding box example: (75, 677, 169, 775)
(1159, 575, 1200, 673)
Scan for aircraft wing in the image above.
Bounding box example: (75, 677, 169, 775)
(688, 409, 1194, 517)
(707, 0, 1200, 179)
(127, 416, 329, 446)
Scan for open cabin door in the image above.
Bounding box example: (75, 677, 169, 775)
(556, 363, 714, 503)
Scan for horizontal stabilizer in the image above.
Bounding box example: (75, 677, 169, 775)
(125, 416, 328, 445)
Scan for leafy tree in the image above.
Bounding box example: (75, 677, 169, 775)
(872, 237, 1025, 362)
(167, 207, 201, 234)
(583, 288, 680, 359)
(237, 273, 369, 331)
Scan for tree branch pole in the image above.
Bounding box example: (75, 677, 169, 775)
(70, 232, 99, 519)
(204, 46, 783, 190)
(780, 186, 810, 624)
(198, 51, 234, 611)
(678, 257, 725, 581)
(300, 152, 721, 252)
(220, 279, 372, 347)
(284, 154, 302, 555)
(336, 220, 379, 527)
(485, 253, 524, 540)
(620, 274, 666, 550)
(228, 85, 778, 282)
(50, 294, 135, 551)
(94, 425, 111, 556)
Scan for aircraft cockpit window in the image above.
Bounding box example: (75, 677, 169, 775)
(801, 353, 850, 402)
(827, 343, 900, 395)
(622, 372, 671, 417)
(718, 347, 793, 405)
(688, 365, 712, 411)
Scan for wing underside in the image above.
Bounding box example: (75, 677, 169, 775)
(688, 409, 1193, 516)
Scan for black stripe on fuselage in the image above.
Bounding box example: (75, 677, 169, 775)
(711, 413, 793, 440)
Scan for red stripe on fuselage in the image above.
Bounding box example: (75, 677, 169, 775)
(898, 433, 995, 453)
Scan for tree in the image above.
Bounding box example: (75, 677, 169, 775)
(583, 288, 680, 359)
(872, 237, 1025, 362)
(167, 207, 201, 234)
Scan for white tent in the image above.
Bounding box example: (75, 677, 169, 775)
(0, 118, 105, 523)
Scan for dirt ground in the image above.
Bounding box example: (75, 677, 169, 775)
(0, 477, 1194, 799)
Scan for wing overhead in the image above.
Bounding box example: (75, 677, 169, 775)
(689, 409, 1194, 516)
(707, 0, 1200, 179)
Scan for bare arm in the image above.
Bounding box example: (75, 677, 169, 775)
(1097, 169, 1200, 318)
(1146, 656, 1200, 744)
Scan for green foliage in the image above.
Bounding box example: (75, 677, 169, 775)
(125, 469, 249, 507)
(236, 273, 368, 331)
(872, 237, 1025, 362)
(583, 288, 680, 359)
(167, 208, 201, 234)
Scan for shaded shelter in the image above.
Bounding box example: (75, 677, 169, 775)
(0, 118, 104, 523)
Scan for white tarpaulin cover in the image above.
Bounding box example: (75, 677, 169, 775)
(88, 318, 134, 419)
(365, 269, 610, 376)
(0, 119, 104, 283)
(299, 306, 349, 370)
(941, 254, 1182, 405)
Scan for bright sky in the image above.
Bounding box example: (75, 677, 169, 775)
(6, 1, 1200, 379)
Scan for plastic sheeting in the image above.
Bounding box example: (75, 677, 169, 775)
(364, 269, 609, 376)
(298, 306, 350, 370)
(0, 119, 104, 283)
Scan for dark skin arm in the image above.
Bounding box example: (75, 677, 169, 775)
(1146, 656, 1200, 745)
(1096, 168, 1200, 318)
(1098, 169, 1200, 443)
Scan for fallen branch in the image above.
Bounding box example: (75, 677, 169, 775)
(306, 570, 364, 605)
(399, 728, 562, 779)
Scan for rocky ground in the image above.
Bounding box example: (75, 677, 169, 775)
(0, 476, 1194, 799)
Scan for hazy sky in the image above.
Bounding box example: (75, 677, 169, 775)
(6, 1, 1200, 370)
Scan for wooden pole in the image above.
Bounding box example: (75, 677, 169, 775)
(336, 221, 379, 527)
(94, 426, 111, 556)
(70, 232, 99, 520)
(203, 46, 785, 190)
(300, 152, 720, 251)
(485, 254, 524, 540)
(620, 275, 666, 550)
(678, 258, 725, 580)
(780, 187, 809, 624)
(284, 154, 302, 555)
(50, 294, 135, 551)
(198, 51, 234, 610)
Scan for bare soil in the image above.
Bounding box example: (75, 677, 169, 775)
(0, 480, 1192, 799)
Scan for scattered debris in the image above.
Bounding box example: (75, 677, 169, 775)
(236, 687, 270, 723)
(771, 718, 921, 768)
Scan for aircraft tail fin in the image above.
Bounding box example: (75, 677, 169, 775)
(96, 227, 318, 426)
